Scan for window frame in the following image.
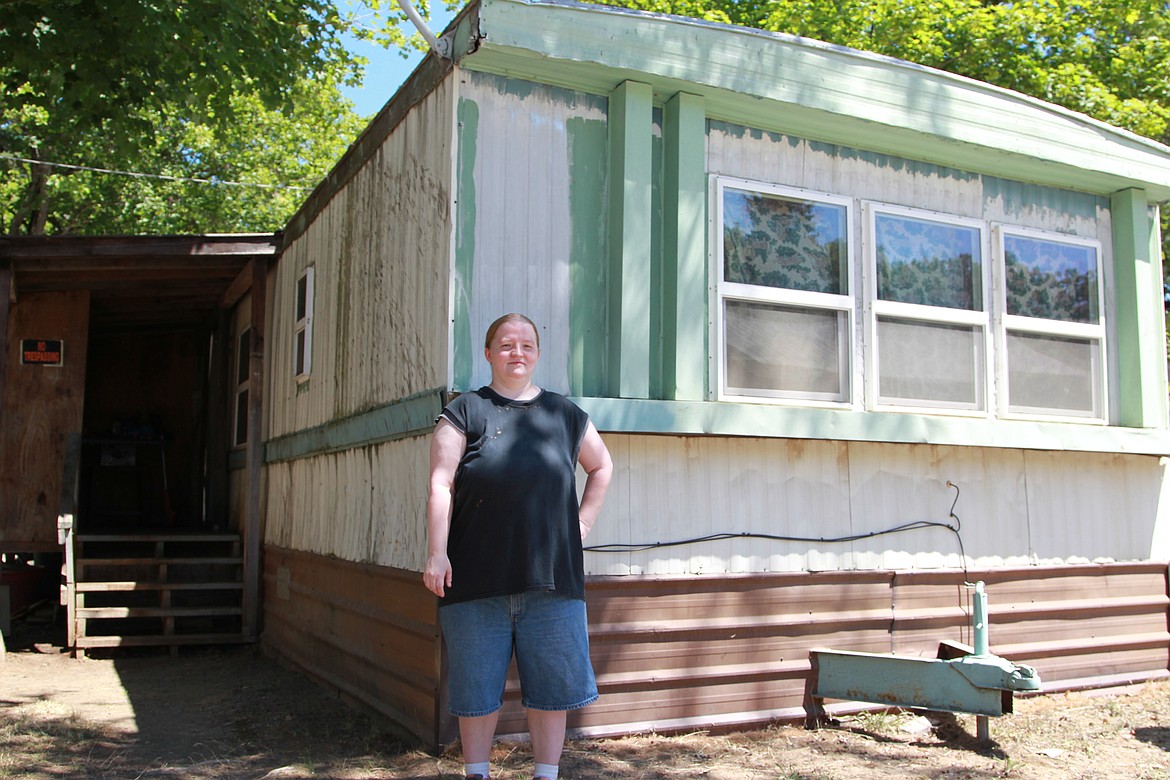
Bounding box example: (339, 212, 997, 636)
(712, 176, 858, 407)
(992, 224, 1107, 423)
(294, 266, 315, 382)
(863, 201, 993, 417)
(233, 327, 251, 448)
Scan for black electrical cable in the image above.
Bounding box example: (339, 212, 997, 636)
(585, 480, 970, 578)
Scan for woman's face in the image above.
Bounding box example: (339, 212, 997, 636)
(485, 321, 540, 384)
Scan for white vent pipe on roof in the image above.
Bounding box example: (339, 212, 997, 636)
(397, 0, 451, 59)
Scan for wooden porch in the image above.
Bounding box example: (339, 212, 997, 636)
(1, 234, 278, 654)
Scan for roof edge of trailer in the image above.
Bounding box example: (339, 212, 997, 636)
(456, 0, 1170, 201)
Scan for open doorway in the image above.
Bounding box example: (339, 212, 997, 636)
(78, 327, 208, 532)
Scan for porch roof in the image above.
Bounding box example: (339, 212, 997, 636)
(0, 234, 279, 331)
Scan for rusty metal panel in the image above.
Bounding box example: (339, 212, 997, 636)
(261, 545, 444, 746)
(891, 566, 1170, 688)
(261, 552, 1168, 745)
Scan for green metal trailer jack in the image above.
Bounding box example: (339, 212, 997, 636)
(805, 582, 1041, 741)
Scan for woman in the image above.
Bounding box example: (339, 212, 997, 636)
(423, 313, 613, 780)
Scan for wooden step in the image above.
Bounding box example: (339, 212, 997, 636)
(76, 581, 243, 592)
(77, 606, 243, 619)
(75, 633, 253, 649)
(77, 556, 242, 566)
(76, 533, 240, 543)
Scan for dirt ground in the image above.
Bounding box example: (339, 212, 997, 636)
(3, 613, 1170, 779)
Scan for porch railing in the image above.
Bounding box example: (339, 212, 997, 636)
(56, 432, 83, 649)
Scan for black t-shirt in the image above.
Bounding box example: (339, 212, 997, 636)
(438, 386, 590, 605)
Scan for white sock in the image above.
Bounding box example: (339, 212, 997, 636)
(464, 760, 490, 778)
(534, 762, 559, 779)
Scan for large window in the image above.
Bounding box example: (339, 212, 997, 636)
(713, 177, 1109, 423)
(996, 227, 1104, 420)
(867, 205, 989, 413)
(716, 179, 854, 404)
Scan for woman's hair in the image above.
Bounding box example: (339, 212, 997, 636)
(484, 313, 540, 350)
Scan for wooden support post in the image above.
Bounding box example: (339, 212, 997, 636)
(804, 651, 829, 729)
(0, 261, 12, 435)
(242, 258, 267, 639)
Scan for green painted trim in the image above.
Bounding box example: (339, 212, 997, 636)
(265, 389, 444, 463)
(572, 397, 1170, 457)
(468, 0, 1170, 201)
(607, 80, 654, 398)
(1111, 189, 1160, 428)
(567, 115, 610, 397)
(662, 92, 708, 400)
(453, 95, 479, 390)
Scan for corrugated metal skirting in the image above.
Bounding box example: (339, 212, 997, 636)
(261, 549, 1169, 747)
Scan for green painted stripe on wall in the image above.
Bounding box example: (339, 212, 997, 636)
(1112, 189, 1166, 428)
(607, 80, 654, 398)
(662, 92, 708, 401)
(568, 114, 611, 397)
(572, 396, 1170, 456)
(453, 96, 480, 390)
(265, 389, 444, 463)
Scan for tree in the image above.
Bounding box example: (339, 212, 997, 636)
(0, 0, 436, 235)
(1, 76, 368, 235)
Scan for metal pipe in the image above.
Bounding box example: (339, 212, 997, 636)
(396, 0, 448, 57)
(973, 581, 989, 656)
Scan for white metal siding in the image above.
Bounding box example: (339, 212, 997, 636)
(264, 436, 430, 570)
(269, 76, 455, 438)
(586, 433, 1167, 576)
(264, 75, 455, 566)
(707, 120, 1108, 239)
(456, 71, 607, 393)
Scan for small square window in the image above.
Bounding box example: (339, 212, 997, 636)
(875, 212, 983, 311)
(724, 299, 849, 401)
(1006, 331, 1099, 415)
(723, 187, 848, 295)
(294, 267, 314, 380)
(233, 327, 251, 447)
(876, 316, 984, 409)
(1004, 234, 1098, 323)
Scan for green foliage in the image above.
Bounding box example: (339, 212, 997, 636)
(0, 0, 432, 235)
(1, 78, 366, 235)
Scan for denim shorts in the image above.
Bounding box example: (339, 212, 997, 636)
(439, 591, 599, 717)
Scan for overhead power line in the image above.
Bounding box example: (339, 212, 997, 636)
(0, 153, 315, 191)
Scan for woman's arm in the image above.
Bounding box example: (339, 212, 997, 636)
(423, 418, 466, 597)
(577, 421, 613, 540)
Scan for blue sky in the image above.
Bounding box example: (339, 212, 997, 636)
(339, 5, 458, 118)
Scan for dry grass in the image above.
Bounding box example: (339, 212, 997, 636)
(3, 642, 1170, 779)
